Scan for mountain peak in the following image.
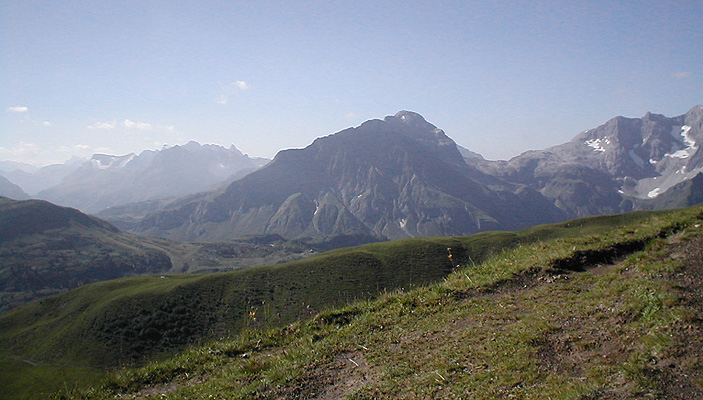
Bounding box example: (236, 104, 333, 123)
(685, 105, 703, 124)
(391, 110, 428, 123)
(182, 140, 203, 151)
(643, 111, 667, 122)
(383, 110, 435, 130)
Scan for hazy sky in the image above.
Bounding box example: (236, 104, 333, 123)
(2, 1, 702, 166)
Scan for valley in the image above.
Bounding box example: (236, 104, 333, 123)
(0, 197, 380, 312)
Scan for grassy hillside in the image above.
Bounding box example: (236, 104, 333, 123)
(0, 207, 696, 399)
(1, 235, 478, 399)
(63, 205, 703, 400)
(0, 197, 381, 312)
(0, 197, 176, 312)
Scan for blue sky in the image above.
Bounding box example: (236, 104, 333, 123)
(1, 0, 702, 165)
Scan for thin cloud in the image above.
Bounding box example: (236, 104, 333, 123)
(0, 142, 105, 165)
(7, 106, 28, 113)
(234, 80, 249, 90)
(87, 121, 116, 130)
(123, 119, 153, 130)
(671, 71, 692, 80)
(42, 121, 51, 127)
(215, 80, 249, 105)
(0, 141, 38, 157)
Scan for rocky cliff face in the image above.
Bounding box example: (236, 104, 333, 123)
(469, 105, 703, 217)
(135, 111, 566, 241)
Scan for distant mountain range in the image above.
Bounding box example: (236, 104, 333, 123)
(0, 142, 269, 213)
(0, 158, 84, 196)
(3, 107, 702, 242)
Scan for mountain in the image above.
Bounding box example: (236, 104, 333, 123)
(0, 197, 118, 241)
(35, 141, 269, 213)
(133, 111, 565, 242)
(469, 105, 703, 217)
(457, 144, 485, 160)
(0, 158, 84, 195)
(3, 205, 701, 399)
(0, 197, 180, 312)
(0, 160, 38, 173)
(0, 176, 30, 200)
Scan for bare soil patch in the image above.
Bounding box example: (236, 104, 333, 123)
(266, 349, 379, 400)
(537, 233, 703, 399)
(651, 235, 703, 399)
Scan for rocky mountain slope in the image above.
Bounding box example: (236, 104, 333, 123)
(0, 176, 29, 200)
(35, 141, 268, 213)
(468, 105, 703, 217)
(133, 111, 565, 242)
(0, 158, 83, 195)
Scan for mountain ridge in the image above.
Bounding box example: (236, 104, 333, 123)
(5, 141, 269, 214)
(467, 105, 703, 217)
(133, 111, 565, 241)
(0, 176, 30, 200)
(132, 107, 703, 242)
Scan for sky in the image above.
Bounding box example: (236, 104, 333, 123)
(1, 0, 702, 166)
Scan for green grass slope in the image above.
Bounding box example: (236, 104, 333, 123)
(0, 197, 380, 312)
(67, 205, 703, 400)
(0, 207, 688, 399)
(1, 236, 472, 400)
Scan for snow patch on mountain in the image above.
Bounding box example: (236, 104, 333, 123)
(91, 154, 136, 170)
(585, 137, 610, 152)
(665, 125, 697, 159)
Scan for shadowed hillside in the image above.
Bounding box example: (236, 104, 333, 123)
(0, 198, 381, 312)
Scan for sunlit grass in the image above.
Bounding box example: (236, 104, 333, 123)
(62, 205, 703, 399)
